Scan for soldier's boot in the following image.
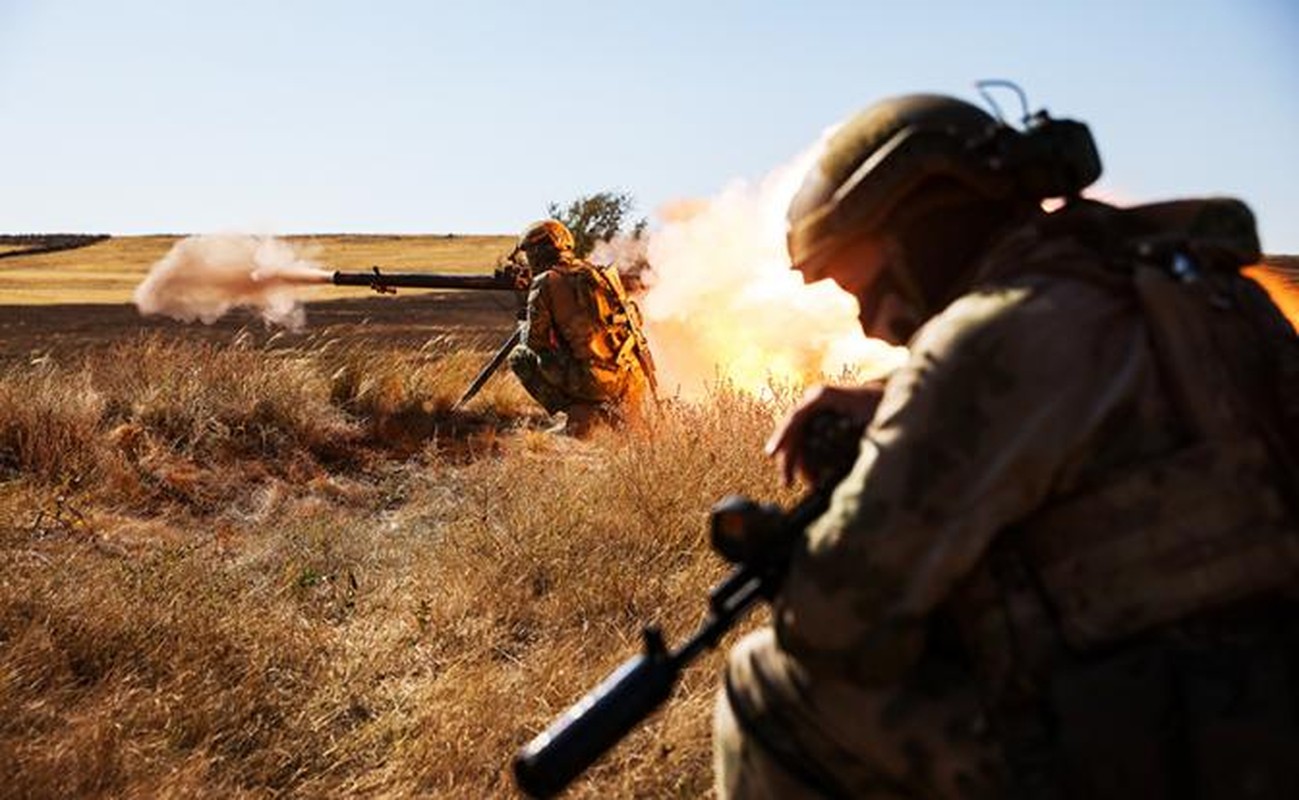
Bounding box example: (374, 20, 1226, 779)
(563, 403, 609, 438)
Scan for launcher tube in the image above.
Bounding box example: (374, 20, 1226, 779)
(332, 266, 527, 292)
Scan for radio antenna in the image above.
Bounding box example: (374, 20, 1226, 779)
(976, 79, 1031, 126)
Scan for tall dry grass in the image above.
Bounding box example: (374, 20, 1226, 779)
(0, 334, 799, 798)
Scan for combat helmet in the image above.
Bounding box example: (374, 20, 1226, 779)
(517, 219, 576, 267)
(787, 92, 1101, 338)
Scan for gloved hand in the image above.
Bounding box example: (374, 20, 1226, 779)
(765, 381, 885, 488)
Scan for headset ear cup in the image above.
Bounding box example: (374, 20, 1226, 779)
(998, 117, 1102, 200)
(1049, 119, 1103, 196)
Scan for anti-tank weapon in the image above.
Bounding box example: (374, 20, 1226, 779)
(332, 263, 532, 406)
(331, 263, 532, 293)
(512, 413, 866, 798)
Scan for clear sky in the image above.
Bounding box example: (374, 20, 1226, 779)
(2, 0, 1297, 251)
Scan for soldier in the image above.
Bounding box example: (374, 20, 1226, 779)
(715, 94, 1299, 798)
(507, 219, 655, 436)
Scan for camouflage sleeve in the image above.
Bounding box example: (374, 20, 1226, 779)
(774, 276, 1152, 684)
(524, 274, 557, 354)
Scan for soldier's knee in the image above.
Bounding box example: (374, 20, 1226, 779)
(713, 686, 747, 800)
(732, 627, 775, 660)
(713, 630, 805, 800)
(510, 348, 575, 415)
(713, 672, 817, 800)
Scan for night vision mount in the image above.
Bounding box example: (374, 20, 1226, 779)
(974, 79, 1103, 201)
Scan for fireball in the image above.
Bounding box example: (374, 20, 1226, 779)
(637, 146, 906, 399)
(1244, 265, 1299, 332)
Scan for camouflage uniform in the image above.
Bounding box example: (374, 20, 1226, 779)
(718, 199, 1299, 798)
(508, 254, 652, 429)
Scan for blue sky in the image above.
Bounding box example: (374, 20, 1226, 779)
(2, 0, 1297, 251)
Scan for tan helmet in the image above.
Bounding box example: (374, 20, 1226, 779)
(785, 93, 1107, 343)
(517, 219, 575, 257)
(786, 94, 1012, 282)
(787, 93, 1101, 284)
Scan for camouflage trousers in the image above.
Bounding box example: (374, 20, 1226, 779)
(714, 629, 1003, 800)
(508, 344, 649, 426)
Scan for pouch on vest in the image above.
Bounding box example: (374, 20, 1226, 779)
(994, 199, 1299, 651)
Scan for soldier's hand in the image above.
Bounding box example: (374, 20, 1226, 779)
(765, 382, 885, 488)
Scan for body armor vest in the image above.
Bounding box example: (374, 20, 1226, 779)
(959, 199, 1299, 797)
(971, 198, 1299, 654)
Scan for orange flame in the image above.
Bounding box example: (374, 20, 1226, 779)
(1243, 264, 1299, 332)
(636, 146, 906, 399)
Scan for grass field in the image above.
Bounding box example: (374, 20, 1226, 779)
(0, 333, 792, 798)
(0, 234, 516, 305)
(2, 236, 1296, 798)
(0, 233, 801, 797)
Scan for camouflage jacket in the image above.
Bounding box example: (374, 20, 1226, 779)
(522, 258, 642, 370)
(769, 198, 1299, 689)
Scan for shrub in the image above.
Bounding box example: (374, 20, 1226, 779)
(546, 191, 646, 259)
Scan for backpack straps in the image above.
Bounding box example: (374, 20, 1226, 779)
(586, 264, 659, 398)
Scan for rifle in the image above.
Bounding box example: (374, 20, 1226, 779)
(513, 413, 864, 798)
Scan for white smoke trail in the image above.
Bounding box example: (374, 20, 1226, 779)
(133, 234, 332, 330)
(635, 145, 907, 399)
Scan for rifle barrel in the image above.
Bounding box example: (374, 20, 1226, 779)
(512, 483, 838, 797)
(514, 628, 677, 798)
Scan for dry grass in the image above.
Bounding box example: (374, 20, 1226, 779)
(0, 234, 516, 305)
(10, 238, 1290, 798)
(0, 333, 797, 798)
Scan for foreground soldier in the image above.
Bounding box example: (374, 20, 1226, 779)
(507, 220, 655, 435)
(716, 94, 1299, 798)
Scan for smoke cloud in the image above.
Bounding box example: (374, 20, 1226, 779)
(133, 235, 332, 330)
(634, 145, 906, 399)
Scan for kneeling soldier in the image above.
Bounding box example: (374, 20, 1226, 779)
(508, 219, 656, 436)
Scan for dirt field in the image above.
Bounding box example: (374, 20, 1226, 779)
(0, 234, 517, 304)
(4, 238, 1292, 367)
(2, 236, 1296, 798)
(0, 293, 523, 364)
(0, 232, 777, 798)
(0, 234, 524, 364)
